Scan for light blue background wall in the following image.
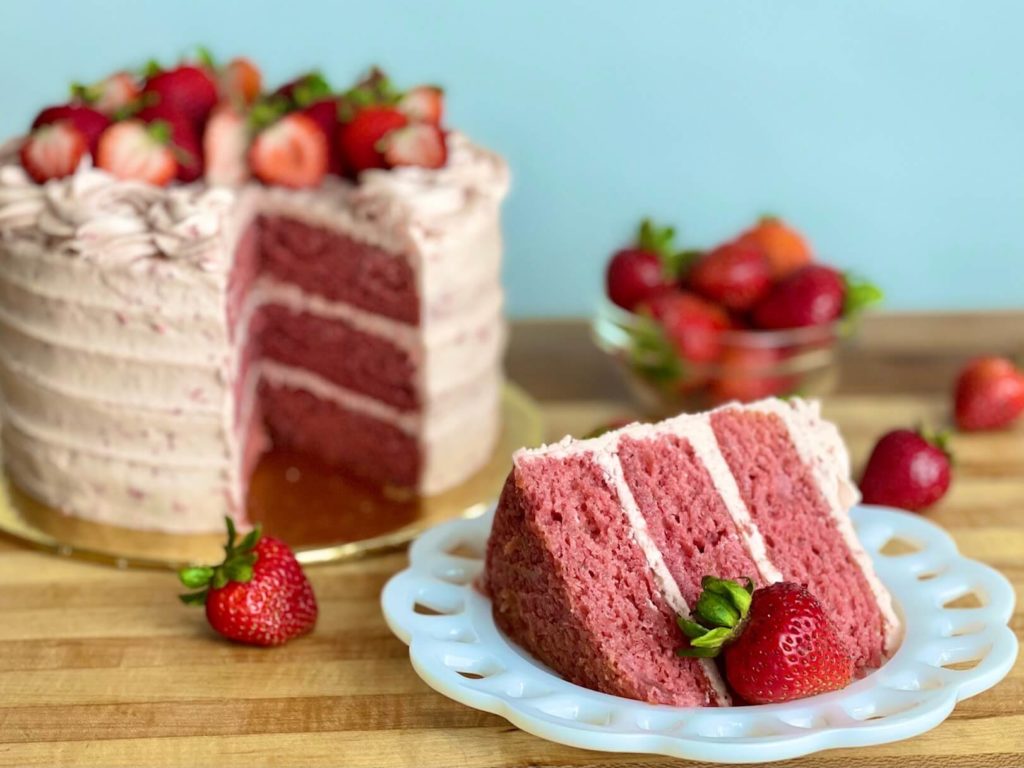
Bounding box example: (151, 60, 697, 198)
(1, 1, 1021, 315)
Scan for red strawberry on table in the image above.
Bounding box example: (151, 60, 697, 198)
(382, 123, 447, 169)
(179, 518, 318, 646)
(19, 122, 88, 183)
(137, 104, 202, 182)
(31, 104, 111, 156)
(398, 85, 444, 125)
(859, 428, 952, 511)
(95, 120, 178, 186)
(203, 104, 250, 186)
(143, 64, 219, 127)
(249, 113, 328, 189)
(338, 106, 408, 173)
(954, 356, 1024, 431)
(641, 290, 730, 364)
(606, 219, 691, 311)
(678, 577, 854, 704)
(688, 240, 772, 312)
(737, 216, 813, 278)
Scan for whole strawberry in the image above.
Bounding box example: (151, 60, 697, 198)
(143, 64, 219, 127)
(954, 356, 1024, 431)
(678, 577, 854, 704)
(859, 428, 952, 511)
(606, 219, 692, 311)
(641, 290, 730, 364)
(179, 518, 317, 646)
(736, 216, 813, 278)
(687, 240, 772, 312)
(753, 265, 883, 330)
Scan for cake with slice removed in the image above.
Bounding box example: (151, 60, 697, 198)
(484, 397, 899, 707)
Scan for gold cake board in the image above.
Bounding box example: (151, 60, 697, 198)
(0, 383, 543, 570)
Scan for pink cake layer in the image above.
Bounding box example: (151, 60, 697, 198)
(710, 409, 886, 670)
(260, 215, 419, 325)
(486, 455, 721, 707)
(259, 304, 417, 411)
(259, 381, 419, 489)
(618, 433, 762, 607)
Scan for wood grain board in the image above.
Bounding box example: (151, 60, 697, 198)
(1, 312, 1022, 768)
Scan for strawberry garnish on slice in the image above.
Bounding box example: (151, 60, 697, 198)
(219, 56, 262, 106)
(382, 123, 447, 169)
(338, 106, 408, 173)
(19, 122, 88, 183)
(95, 120, 178, 186)
(31, 104, 111, 156)
(72, 72, 141, 117)
(397, 85, 444, 125)
(179, 518, 318, 647)
(953, 356, 1024, 432)
(203, 104, 250, 186)
(143, 64, 219, 127)
(249, 112, 328, 189)
(137, 104, 202, 182)
(678, 577, 855, 704)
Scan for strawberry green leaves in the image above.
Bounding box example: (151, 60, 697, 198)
(677, 575, 755, 658)
(178, 516, 260, 606)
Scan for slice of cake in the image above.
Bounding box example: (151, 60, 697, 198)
(0, 58, 508, 532)
(484, 397, 898, 707)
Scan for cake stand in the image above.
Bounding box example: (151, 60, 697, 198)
(0, 383, 543, 569)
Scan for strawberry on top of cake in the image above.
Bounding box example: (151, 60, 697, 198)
(484, 397, 899, 707)
(0, 52, 509, 533)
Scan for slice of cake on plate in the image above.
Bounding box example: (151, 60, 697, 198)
(0, 59, 508, 533)
(484, 397, 899, 706)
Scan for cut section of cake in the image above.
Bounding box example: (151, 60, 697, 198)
(484, 397, 899, 706)
(0, 60, 509, 533)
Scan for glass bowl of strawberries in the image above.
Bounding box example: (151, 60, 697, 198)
(593, 217, 882, 415)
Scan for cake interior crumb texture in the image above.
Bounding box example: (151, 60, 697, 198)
(0, 134, 509, 532)
(485, 399, 899, 707)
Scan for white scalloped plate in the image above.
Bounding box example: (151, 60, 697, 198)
(382, 504, 1017, 764)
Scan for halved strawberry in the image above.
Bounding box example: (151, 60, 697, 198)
(397, 85, 443, 125)
(143, 65, 219, 127)
(137, 104, 202, 182)
(204, 104, 250, 186)
(249, 113, 327, 189)
(31, 104, 110, 156)
(95, 120, 177, 186)
(381, 123, 446, 169)
(337, 106, 408, 173)
(219, 57, 262, 106)
(72, 72, 141, 117)
(19, 122, 87, 183)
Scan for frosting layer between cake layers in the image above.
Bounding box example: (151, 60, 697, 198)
(0, 133, 509, 532)
(485, 397, 899, 707)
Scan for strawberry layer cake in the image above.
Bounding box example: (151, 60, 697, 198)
(484, 397, 899, 706)
(0, 56, 509, 532)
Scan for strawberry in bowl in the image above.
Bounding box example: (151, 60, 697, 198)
(594, 216, 882, 414)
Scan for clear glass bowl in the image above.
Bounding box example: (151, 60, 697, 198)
(592, 299, 850, 416)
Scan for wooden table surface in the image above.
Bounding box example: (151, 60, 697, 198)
(1, 312, 1022, 768)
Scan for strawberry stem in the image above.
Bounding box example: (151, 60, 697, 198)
(676, 575, 756, 658)
(178, 517, 261, 606)
(842, 273, 884, 318)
